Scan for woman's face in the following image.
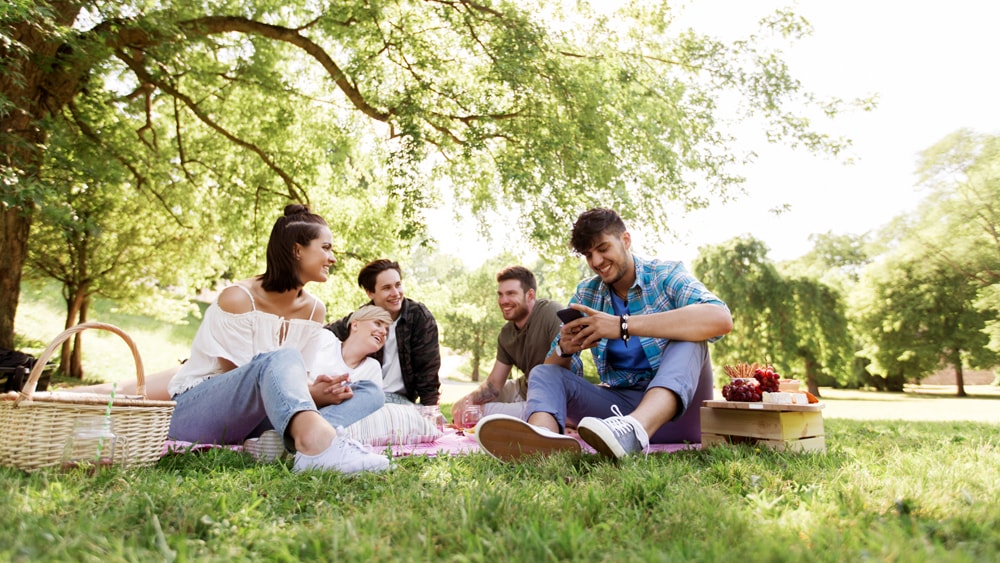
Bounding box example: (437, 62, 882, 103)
(352, 318, 390, 353)
(295, 227, 336, 284)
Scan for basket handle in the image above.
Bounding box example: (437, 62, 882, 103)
(15, 322, 146, 405)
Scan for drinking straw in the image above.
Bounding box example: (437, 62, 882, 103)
(95, 382, 116, 463)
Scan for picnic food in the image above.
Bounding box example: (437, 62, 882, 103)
(778, 378, 801, 392)
(722, 377, 760, 402)
(721, 363, 785, 402)
(762, 391, 810, 405)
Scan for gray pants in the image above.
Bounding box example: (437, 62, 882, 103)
(481, 379, 528, 419)
(524, 341, 713, 444)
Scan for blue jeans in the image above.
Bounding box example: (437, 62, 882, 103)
(525, 341, 713, 444)
(168, 348, 384, 451)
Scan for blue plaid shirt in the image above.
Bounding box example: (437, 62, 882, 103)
(557, 254, 728, 387)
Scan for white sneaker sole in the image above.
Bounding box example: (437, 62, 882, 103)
(475, 414, 580, 462)
(577, 417, 628, 459)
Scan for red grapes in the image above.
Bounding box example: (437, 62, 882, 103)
(754, 366, 780, 393)
(722, 364, 782, 402)
(722, 378, 761, 402)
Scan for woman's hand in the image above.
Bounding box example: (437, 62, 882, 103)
(309, 374, 354, 407)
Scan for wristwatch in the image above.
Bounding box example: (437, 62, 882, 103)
(555, 343, 574, 358)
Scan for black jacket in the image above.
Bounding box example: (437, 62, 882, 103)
(326, 297, 441, 405)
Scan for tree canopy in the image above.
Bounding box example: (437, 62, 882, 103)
(693, 234, 852, 395)
(1, 0, 861, 349)
(850, 130, 1000, 394)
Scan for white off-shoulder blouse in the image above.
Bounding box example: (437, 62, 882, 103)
(167, 284, 324, 397)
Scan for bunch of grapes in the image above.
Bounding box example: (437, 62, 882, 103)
(753, 365, 781, 393)
(722, 378, 762, 402)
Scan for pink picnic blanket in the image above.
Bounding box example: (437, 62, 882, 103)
(385, 427, 698, 457)
(163, 428, 698, 458)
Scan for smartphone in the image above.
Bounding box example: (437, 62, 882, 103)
(557, 308, 585, 324)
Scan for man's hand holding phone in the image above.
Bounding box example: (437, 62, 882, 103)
(558, 304, 621, 352)
(556, 306, 589, 357)
(557, 307, 585, 324)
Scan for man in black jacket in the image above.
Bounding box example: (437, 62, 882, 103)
(326, 259, 442, 405)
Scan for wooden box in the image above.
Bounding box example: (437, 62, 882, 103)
(700, 400, 826, 452)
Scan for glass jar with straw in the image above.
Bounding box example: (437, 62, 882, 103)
(61, 383, 119, 472)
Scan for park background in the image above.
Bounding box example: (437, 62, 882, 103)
(3, 1, 1000, 560)
(5, 0, 999, 397)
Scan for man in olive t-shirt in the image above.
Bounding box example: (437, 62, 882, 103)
(451, 266, 565, 422)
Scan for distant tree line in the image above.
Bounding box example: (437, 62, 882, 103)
(694, 130, 1000, 396)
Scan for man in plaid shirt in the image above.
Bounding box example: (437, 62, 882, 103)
(477, 208, 733, 460)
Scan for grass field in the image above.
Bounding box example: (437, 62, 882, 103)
(1, 418, 997, 561)
(6, 284, 1000, 561)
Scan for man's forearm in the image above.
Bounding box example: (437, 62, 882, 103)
(471, 380, 501, 404)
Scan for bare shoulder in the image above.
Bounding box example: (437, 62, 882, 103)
(307, 294, 327, 323)
(216, 284, 254, 314)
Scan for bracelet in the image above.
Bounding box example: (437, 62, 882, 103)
(555, 343, 575, 358)
(620, 314, 630, 346)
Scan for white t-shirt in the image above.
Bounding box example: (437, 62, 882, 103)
(311, 330, 382, 385)
(167, 285, 324, 397)
(380, 319, 404, 393)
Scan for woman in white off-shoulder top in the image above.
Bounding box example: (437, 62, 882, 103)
(166, 205, 390, 474)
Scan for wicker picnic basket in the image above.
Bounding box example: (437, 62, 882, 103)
(0, 322, 175, 471)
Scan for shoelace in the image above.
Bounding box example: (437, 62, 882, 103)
(609, 404, 650, 457)
(337, 434, 392, 470)
(338, 435, 373, 454)
(606, 405, 635, 437)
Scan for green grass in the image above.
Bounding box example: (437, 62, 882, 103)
(0, 420, 997, 561)
(7, 283, 1000, 561)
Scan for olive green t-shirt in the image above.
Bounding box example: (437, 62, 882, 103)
(496, 299, 563, 396)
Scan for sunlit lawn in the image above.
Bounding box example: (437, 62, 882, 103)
(1, 418, 997, 561)
(7, 283, 1000, 561)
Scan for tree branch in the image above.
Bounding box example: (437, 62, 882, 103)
(177, 16, 392, 123)
(114, 47, 308, 202)
(65, 100, 190, 228)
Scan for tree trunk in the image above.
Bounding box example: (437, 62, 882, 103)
(953, 353, 967, 398)
(0, 207, 33, 350)
(803, 355, 821, 398)
(0, 1, 85, 349)
(60, 284, 86, 377)
(471, 332, 482, 382)
(69, 297, 90, 380)
(886, 370, 905, 392)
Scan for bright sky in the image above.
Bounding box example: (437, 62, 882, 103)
(431, 0, 1000, 267)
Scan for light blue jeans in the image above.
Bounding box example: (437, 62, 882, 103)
(168, 348, 384, 451)
(525, 340, 713, 444)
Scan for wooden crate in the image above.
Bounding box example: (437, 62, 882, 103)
(700, 400, 826, 452)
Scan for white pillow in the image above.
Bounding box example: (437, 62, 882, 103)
(343, 403, 442, 447)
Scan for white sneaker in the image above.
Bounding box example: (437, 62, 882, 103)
(293, 433, 391, 474)
(475, 414, 580, 462)
(243, 430, 286, 462)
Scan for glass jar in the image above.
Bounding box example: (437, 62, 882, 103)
(61, 415, 118, 472)
(420, 405, 446, 432)
(462, 404, 483, 429)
